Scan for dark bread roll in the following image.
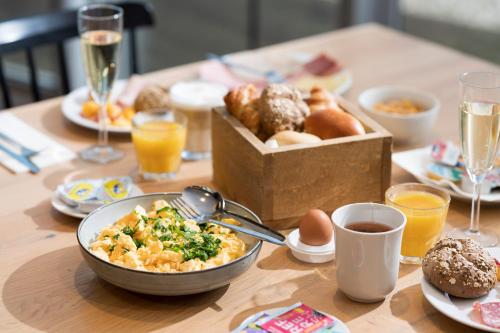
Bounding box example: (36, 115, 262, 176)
(422, 238, 496, 298)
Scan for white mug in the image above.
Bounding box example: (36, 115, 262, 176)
(332, 203, 406, 303)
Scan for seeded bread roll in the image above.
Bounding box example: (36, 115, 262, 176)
(259, 84, 310, 137)
(422, 238, 496, 298)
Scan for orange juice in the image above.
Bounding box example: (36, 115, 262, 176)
(386, 183, 450, 264)
(132, 120, 186, 174)
(387, 189, 449, 261)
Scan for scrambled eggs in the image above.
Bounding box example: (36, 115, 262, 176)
(90, 200, 246, 272)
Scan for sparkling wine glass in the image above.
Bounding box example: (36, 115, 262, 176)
(78, 4, 124, 164)
(449, 72, 500, 246)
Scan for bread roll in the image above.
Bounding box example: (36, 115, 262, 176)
(134, 85, 169, 112)
(265, 130, 321, 147)
(259, 84, 310, 137)
(306, 86, 341, 113)
(224, 84, 260, 134)
(422, 238, 496, 298)
(304, 108, 365, 139)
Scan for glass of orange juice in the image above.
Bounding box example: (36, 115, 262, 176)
(385, 183, 450, 264)
(132, 110, 187, 180)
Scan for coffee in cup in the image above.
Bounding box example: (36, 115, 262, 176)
(332, 203, 406, 303)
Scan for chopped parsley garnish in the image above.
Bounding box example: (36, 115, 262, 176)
(156, 206, 184, 222)
(113, 234, 120, 240)
(134, 239, 145, 249)
(182, 233, 221, 261)
(122, 248, 129, 254)
(109, 244, 115, 252)
(122, 226, 134, 236)
(159, 234, 172, 242)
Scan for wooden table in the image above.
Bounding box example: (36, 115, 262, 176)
(1, 23, 499, 333)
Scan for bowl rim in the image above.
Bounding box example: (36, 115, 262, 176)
(77, 192, 263, 276)
(358, 85, 440, 120)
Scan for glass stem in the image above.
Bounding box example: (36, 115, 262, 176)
(98, 97, 108, 147)
(469, 181, 482, 233)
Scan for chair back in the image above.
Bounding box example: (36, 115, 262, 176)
(0, 1, 154, 108)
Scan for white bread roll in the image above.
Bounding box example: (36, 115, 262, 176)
(265, 130, 321, 147)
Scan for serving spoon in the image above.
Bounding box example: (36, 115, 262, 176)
(181, 186, 286, 245)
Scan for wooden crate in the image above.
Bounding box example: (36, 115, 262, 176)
(211, 97, 392, 229)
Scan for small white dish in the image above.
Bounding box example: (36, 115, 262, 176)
(286, 229, 335, 263)
(421, 247, 500, 332)
(51, 184, 144, 219)
(358, 86, 439, 143)
(61, 80, 129, 133)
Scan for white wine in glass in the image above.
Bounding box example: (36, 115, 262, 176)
(81, 30, 121, 97)
(78, 5, 124, 164)
(450, 72, 500, 246)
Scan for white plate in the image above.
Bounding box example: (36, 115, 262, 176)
(51, 183, 143, 219)
(421, 247, 500, 332)
(226, 52, 353, 95)
(393, 146, 500, 204)
(61, 80, 130, 133)
(232, 305, 350, 333)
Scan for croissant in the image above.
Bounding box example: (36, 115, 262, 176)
(306, 86, 342, 113)
(224, 84, 260, 134)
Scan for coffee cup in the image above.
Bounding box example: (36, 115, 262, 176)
(332, 203, 406, 303)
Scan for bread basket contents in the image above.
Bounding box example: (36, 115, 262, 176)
(224, 84, 366, 147)
(90, 199, 246, 273)
(422, 238, 496, 298)
(224, 84, 261, 135)
(265, 130, 321, 148)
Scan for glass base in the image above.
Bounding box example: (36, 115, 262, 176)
(447, 228, 498, 247)
(142, 171, 177, 181)
(80, 145, 124, 164)
(400, 255, 422, 265)
(182, 150, 211, 161)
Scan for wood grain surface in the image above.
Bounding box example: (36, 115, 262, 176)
(1, 24, 499, 333)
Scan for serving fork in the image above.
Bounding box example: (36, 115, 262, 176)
(168, 196, 286, 245)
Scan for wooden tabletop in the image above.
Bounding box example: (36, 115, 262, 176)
(1, 23, 499, 333)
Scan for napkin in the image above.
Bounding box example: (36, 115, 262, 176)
(0, 112, 76, 173)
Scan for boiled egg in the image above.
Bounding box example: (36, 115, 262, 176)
(299, 209, 333, 246)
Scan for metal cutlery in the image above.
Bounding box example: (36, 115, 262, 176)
(0, 142, 40, 173)
(182, 185, 286, 242)
(169, 196, 286, 246)
(0, 131, 39, 158)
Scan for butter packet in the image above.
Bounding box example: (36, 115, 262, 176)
(431, 140, 461, 167)
(426, 163, 463, 183)
(233, 303, 338, 333)
(57, 177, 133, 213)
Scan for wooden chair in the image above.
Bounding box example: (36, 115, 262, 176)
(0, 1, 154, 109)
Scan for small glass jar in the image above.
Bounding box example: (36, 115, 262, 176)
(169, 81, 227, 160)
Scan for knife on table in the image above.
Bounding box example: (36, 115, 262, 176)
(0, 142, 40, 173)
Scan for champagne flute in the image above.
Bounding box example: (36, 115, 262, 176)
(78, 4, 124, 164)
(450, 72, 500, 246)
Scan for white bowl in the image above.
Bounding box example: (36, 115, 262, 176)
(358, 86, 440, 143)
(77, 192, 262, 295)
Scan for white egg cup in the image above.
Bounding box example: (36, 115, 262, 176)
(286, 229, 335, 263)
